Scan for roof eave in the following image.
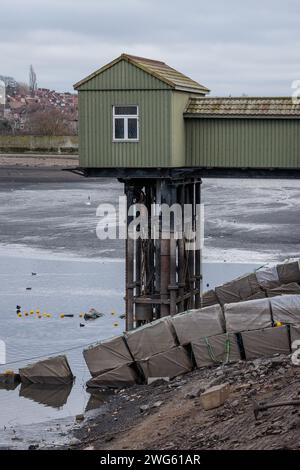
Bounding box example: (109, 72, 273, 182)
(175, 85, 210, 94)
(183, 113, 300, 119)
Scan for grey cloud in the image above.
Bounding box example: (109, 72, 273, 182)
(1, 0, 300, 94)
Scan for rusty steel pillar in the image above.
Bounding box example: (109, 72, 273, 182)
(125, 182, 135, 330)
(195, 179, 202, 308)
(124, 176, 202, 330)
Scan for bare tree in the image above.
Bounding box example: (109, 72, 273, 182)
(29, 65, 37, 95)
(26, 107, 71, 135)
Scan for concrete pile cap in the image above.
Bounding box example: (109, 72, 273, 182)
(241, 326, 291, 360)
(19, 355, 74, 385)
(172, 305, 225, 346)
(139, 346, 193, 380)
(215, 272, 261, 305)
(124, 317, 177, 361)
(191, 332, 241, 368)
(224, 297, 272, 333)
(83, 335, 132, 377)
(270, 294, 300, 325)
(86, 363, 137, 389)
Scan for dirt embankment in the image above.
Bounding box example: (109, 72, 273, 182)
(72, 355, 300, 450)
(0, 154, 79, 168)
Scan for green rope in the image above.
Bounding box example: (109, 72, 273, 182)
(205, 333, 231, 365)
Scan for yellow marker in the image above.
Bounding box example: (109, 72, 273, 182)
(25, 312, 29, 317)
(60, 314, 65, 319)
(37, 315, 42, 319)
(111, 311, 116, 316)
(47, 314, 52, 318)
(79, 313, 84, 318)
(18, 313, 22, 318)
(30, 310, 34, 315)
(275, 321, 283, 327)
(36, 309, 40, 314)
(113, 322, 119, 327)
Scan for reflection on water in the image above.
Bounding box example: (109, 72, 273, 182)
(85, 390, 112, 412)
(19, 383, 73, 409)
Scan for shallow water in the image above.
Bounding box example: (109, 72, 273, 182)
(0, 251, 259, 427)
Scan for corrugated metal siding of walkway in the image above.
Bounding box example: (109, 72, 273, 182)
(186, 118, 300, 168)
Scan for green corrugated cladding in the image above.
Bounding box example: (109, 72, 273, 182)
(77, 59, 183, 168)
(79, 90, 172, 167)
(78, 59, 170, 91)
(185, 118, 300, 168)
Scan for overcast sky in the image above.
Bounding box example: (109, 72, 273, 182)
(2, 0, 300, 95)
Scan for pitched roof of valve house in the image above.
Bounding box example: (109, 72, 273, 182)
(74, 53, 210, 94)
(184, 97, 300, 118)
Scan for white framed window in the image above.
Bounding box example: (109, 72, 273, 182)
(113, 105, 139, 142)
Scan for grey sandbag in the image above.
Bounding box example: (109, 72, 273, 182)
(241, 326, 290, 360)
(277, 260, 300, 284)
(290, 325, 300, 347)
(271, 294, 300, 325)
(125, 317, 177, 361)
(83, 335, 132, 377)
(201, 290, 219, 307)
(86, 363, 137, 389)
(224, 298, 272, 333)
(19, 355, 73, 385)
(245, 291, 267, 300)
(139, 346, 193, 380)
(215, 272, 261, 305)
(192, 333, 241, 368)
(255, 265, 280, 289)
(172, 305, 225, 346)
(267, 283, 300, 298)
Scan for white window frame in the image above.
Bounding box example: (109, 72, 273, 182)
(113, 105, 139, 142)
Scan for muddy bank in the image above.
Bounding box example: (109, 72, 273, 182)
(70, 355, 300, 450)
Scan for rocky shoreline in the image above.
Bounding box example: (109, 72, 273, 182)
(68, 353, 300, 450)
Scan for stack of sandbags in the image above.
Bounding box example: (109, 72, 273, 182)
(191, 333, 241, 368)
(125, 317, 192, 381)
(83, 335, 137, 388)
(224, 298, 272, 333)
(171, 305, 225, 346)
(270, 294, 300, 325)
(19, 355, 74, 385)
(215, 272, 263, 305)
(255, 260, 300, 290)
(241, 326, 290, 360)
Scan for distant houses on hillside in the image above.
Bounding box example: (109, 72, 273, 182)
(0, 76, 78, 135)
